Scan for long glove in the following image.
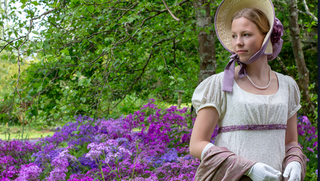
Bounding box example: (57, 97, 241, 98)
(245, 162, 282, 181)
(282, 143, 307, 181)
(283, 161, 301, 181)
(201, 143, 215, 160)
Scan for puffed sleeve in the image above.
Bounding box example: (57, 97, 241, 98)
(191, 73, 226, 117)
(287, 76, 302, 119)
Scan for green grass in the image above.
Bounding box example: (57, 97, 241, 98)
(0, 125, 54, 141)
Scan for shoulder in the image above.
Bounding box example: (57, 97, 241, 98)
(193, 72, 225, 95)
(274, 72, 297, 85)
(200, 72, 224, 85)
(274, 72, 299, 93)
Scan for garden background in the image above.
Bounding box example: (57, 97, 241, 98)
(0, 0, 318, 180)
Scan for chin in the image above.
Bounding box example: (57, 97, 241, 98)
(238, 56, 249, 62)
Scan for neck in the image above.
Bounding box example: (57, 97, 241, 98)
(245, 55, 270, 80)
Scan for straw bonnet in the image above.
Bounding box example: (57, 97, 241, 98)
(215, 0, 275, 55)
(214, 0, 284, 92)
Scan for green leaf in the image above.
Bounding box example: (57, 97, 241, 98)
(31, 1, 38, 5)
(37, 85, 43, 92)
(80, 97, 86, 103)
(61, 105, 67, 110)
(87, 5, 94, 13)
(60, 49, 69, 55)
(37, 41, 43, 48)
(128, 17, 135, 23)
(63, 89, 68, 96)
(54, 113, 59, 119)
(20, 0, 27, 5)
(72, 130, 80, 134)
(200, 9, 206, 15)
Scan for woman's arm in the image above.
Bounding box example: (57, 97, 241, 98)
(189, 107, 219, 159)
(285, 113, 299, 145)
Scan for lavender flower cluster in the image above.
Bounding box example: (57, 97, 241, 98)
(0, 139, 41, 180)
(0, 99, 317, 180)
(297, 116, 318, 151)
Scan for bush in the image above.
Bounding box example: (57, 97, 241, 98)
(0, 100, 317, 180)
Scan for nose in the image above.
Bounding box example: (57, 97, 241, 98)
(236, 37, 244, 46)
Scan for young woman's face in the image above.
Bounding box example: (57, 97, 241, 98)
(231, 17, 265, 62)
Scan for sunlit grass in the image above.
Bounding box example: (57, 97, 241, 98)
(0, 125, 54, 140)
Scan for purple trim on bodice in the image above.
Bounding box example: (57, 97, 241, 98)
(217, 124, 287, 134)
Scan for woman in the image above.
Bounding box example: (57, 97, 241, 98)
(189, 0, 307, 181)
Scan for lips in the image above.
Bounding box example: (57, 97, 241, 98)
(237, 50, 248, 54)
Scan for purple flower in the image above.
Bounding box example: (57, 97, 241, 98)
(300, 116, 311, 125)
(78, 154, 98, 169)
(14, 163, 42, 181)
(313, 141, 318, 149)
(271, 17, 283, 44)
(184, 155, 193, 160)
(46, 147, 76, 181)
(68, 174, 94, 181)
(307, 147, 314, 153)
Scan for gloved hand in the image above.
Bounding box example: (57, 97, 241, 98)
(283, 161, 301, 181)
(244, 162, 281, 181)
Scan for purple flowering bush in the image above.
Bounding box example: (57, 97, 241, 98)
(9, 99, 201, 180)
(0, 99, 317, 180)
(297, 115, 318, 180)
(0, 139, 41, 180)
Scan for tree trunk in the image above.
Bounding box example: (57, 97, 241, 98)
(191, 0, 217, 118)
(286, 0, 315, 119)
(193, 1, 217, 84)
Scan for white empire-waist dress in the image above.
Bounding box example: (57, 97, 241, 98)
(192, 71, 301, 173)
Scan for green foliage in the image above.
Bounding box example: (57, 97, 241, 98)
(0, 0, 201, 125)
(0, 0, 317, 126)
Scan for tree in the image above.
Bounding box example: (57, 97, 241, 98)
(0, 0, 317, 125)
(285, 0, 317, 118)
(1, 0, 200, 123)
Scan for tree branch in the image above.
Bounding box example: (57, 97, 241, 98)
(140, 11, 165, 28)
(161, 0, 180, 21)
(0, 36, 26, 52)
(111, 48, 154, 110)
(160, 46, 176, 83)
(116, 2, 138, 21)
(176, 0, 188, 6)
(276, 57, 293, 78)
(301, 0, 318, 23)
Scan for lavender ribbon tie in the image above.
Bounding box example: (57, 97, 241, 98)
(222, 54, 247, 92)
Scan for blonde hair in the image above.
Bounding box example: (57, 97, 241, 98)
(232, 8, 270, 35)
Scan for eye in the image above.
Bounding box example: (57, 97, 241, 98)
(244, 33, 250, 37)
(232, 35, 237, 38)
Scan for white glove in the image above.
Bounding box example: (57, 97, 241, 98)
(283, 161, 301, 181)
(200, 143, 215, 160)
(245, 162, 282, 181)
